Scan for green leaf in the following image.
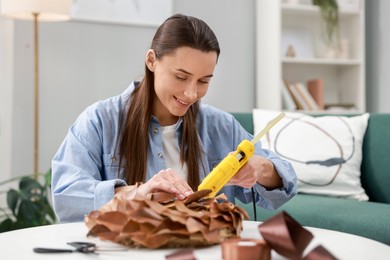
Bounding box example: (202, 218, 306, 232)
(12, 219, 29, 230)
(41, 199, 56, 223)
(0, 170, 57, 231)
(19, 179, 44, 205)
(0, 219, 14, 232)
(312, 0, 340, 47)
(44, 169, 52, 188)
(6, 189, 20, 215)
(19, 177, 42, 194)
(17, 200, 41, 222)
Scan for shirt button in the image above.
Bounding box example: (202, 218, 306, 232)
(158, 153, 163, 158)
(154, 128, 159, 134)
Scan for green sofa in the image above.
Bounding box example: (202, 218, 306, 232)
(231, 112, 390, 245)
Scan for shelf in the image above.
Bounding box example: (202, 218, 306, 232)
(282, 57, 362, 66)
(255, 1, 365, 112)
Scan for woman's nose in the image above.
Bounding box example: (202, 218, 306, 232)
(184, 82, 197, 100)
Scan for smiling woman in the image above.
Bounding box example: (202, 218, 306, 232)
(51, 13, 297, 223)
(149, 47, 217, 125)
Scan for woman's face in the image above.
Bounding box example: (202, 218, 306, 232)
(147, 46, 217, 126)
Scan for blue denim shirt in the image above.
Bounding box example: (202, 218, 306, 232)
(52, 82, 297, 222)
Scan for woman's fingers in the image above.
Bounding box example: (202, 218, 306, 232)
(160, 169, 193, 196)
(228, 172, 256, 188)
(136, 168, 193, 200)
(172, 180, 193, 197)
(227, 156, 262, 188)
(152, 181, 184, 198)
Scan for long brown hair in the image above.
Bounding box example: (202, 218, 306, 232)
(117, 14, 220, 190)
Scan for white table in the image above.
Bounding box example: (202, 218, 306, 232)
(0, 221, 389, 259)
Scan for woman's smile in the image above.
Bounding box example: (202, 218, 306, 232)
(174, 96, 191, 107)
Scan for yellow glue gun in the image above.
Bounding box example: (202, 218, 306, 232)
(198, 112, 285, 197)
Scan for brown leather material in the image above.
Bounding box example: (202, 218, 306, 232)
(303, 245, 338, 260)
(85, 190, 249, 249)
(259, 211, 336, 259)
(259, 211, 314, 258)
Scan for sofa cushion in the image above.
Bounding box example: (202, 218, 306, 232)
(236, 194, 390, 245)
(361, 113, 390, 203)
(252, 109, 369, 201)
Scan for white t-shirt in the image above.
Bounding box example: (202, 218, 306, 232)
(161, 123, 188, 180)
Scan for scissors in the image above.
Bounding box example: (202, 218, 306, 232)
(33, 241, 127, 254)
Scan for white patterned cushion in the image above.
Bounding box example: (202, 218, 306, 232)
(253, 109, 370, 201)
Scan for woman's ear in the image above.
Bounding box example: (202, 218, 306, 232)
(145, 49, 156, 72)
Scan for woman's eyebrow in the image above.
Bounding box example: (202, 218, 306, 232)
(175, 68, 192, 75)
(175, 68, 213, 78)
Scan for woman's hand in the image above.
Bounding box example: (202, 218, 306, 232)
(228, 154, 283, 190)
(119, 168, 193, 200)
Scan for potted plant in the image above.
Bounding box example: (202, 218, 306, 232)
(0, 169, 56, 232)
(313, 0, 340, 55)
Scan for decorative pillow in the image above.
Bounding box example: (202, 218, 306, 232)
(253, 109, 370, 201)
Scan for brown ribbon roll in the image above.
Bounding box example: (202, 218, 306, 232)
(221, 238, 271, 260)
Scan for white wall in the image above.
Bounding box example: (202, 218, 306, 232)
(0, 0, 256, 179)
(0, 17, 14, 181)
(366, 0, 390, 112)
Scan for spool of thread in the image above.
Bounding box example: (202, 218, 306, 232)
(221, 238, 271, 260)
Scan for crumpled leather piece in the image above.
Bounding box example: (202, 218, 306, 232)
(258, 211, 337, 259)
(259, 211, 314, 258)
(85, 189, 249, 249)
(303, 245, 338, 260)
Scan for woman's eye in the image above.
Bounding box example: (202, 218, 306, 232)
(199, 80, 210, 84)
(176, 76, 187, 81)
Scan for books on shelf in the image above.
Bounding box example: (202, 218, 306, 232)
(281, 79, 321, 111)
(294, 82, 320, 111)
(288, 83, 309, 110)
(281, 79, 297, 110)
(307, 79, 325, 110)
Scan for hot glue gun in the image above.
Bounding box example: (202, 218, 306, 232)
(198, 112, 285, 197)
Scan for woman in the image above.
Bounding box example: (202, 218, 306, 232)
(52, 14, 297, 222)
